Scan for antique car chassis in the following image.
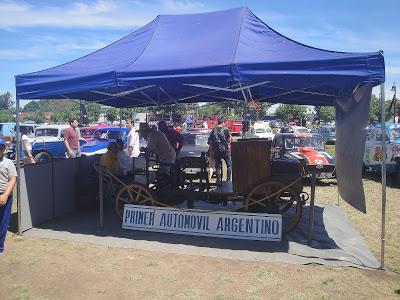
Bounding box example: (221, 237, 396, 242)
(104, 151, 309, 235)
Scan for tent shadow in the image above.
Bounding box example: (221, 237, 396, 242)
(29, 204, 339, 254)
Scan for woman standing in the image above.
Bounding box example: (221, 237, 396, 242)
(21, 127, 35, 165)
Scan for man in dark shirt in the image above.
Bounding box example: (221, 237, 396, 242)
(157, 121, 184, 155)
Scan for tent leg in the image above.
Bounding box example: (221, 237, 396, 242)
(308, 171, 317, 244)
(380, 82, 387, 270)
(99, 170, 104, 229)
(16, 97, 21, 235)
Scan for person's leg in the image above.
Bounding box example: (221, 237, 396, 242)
(223, 152, 232, 181)
(0, 196, 13, 254)
(215, 152, 223, 185)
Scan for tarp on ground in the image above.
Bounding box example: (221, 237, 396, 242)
(15, 7, 385, 213)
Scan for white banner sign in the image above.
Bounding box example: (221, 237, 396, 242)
(122, 205, 282, 242)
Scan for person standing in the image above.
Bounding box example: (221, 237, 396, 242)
(157, 120, 184, 155)
(21, 127, 35, 165)
(64, 118, 81, 158)
(0, 139, 17, 254)
(126, 118, 140, 158)
(138, 123, 176, 175)
(208, 119, 232, 185)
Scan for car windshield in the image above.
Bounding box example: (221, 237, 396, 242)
(81, 128, 94, 136)
(295, 128, 309, 133)
(255, 128, 266, 133)
(35, 128, 58, 137)
(391, 128, 400, 140)
(183, 134, 209, 146)
(285, 137, 324, 150)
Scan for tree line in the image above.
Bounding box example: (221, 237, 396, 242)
(0, 91, 392, 125)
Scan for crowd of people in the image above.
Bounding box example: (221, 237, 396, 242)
(98, 117, 233, 186)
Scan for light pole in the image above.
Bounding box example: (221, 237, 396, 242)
(391, 82, 397, 123)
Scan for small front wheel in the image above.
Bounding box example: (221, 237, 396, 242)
(115, 183, 156, 220)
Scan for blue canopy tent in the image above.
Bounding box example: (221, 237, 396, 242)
(15, 7, 387, 266)
(16, 7, 383, 107)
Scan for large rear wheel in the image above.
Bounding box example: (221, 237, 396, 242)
(244, 180, 302, 234)
(115, 183, 156, 220)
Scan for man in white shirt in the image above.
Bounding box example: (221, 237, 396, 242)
(126, 118, 140, 158)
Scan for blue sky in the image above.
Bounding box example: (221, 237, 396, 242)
(1, 0, 399, 104)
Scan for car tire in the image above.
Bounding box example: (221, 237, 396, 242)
(34, 152, 53, 163)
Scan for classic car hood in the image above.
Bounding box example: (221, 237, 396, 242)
(288, 147, 334, 166)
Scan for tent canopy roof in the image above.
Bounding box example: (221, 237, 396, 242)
(16, 7, 385, 107)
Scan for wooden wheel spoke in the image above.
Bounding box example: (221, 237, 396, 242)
(135, 189, 142, 201)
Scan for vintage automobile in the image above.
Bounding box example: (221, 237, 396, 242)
(317, 125, 336, 145)
(2, 123, 37, 160)
(363, 124, 400, 183)
(81, 127, 129, 156)
(32, 125, 87, 162)
(271, 132, 335, 179)
(177, 130, 210, 160)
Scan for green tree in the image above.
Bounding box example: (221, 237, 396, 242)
(105, 108, 119, 122)
(275, 104, 306, 122)
(23, 100, 41, 112)
(0, 109, 13, 122)
(86, 102, 101, 123)
(314, 106, 335, 123)
(32, 112, 46, 124)
(0, 92, 14, 110)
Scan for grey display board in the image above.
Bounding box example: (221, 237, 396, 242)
(19, 158, 80, 232)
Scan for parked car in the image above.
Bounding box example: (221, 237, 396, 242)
(245, 122, 275, 141)
(271, 132, 335, 179)
(3, 123, 37, 160)
(80, 124, 110, 142)
(81, 127, 128, 156)
(32, 125, 87, 162)
(363, 124, 400, 184)
(318, 125, 336, 145)
(177, 131, 210, 160)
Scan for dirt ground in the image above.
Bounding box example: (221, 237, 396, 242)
(1, 174, 400, 299)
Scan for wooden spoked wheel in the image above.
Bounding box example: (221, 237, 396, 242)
(115, 183, 156, 220)
(244, 181, 302, 234)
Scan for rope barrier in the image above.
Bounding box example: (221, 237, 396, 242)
(103, 167, 304, 214)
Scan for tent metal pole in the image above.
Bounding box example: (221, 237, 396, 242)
(15, 97, 21, 235)
(380, 82, 387, 270)
(308, 171, 317, 244)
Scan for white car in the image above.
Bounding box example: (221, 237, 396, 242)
(245, 123, 275, 140)
(363, 124, 400, 183)
(289, 126, 310, 134)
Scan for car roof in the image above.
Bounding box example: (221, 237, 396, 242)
(35, 124, 69, 130)
(94, 127, 128, 132)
